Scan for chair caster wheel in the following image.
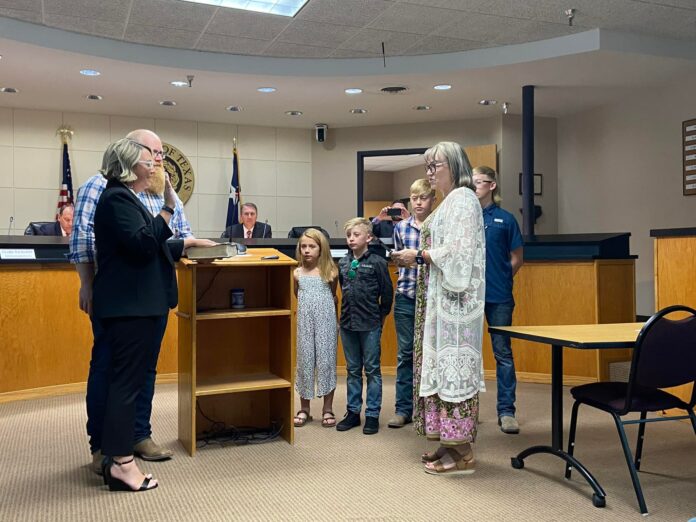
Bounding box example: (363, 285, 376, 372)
(592, 494, 606, 508)
(511, 457, 524, 469)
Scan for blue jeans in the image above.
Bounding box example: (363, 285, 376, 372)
(85, 314, 168, 453)
(394, 294, 415, 418)
(340, 327, 383, 418)
(485, 301, 517, 417)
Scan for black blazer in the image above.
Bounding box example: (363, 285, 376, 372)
(221, 222, 272, 239)
(92, 179, 184, 319)
(35, 221, 62, 236)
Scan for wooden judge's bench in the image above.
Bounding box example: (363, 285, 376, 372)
(1, 232, 637, 403)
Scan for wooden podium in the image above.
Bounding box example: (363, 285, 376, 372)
(176, 248, 297, 456)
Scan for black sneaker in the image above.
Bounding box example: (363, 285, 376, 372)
(336, 411, 361, 431)
(363, 416, 379, 435)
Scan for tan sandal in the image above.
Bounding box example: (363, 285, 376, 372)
(421, 446, 448, 463)
(424, 448, 475, 476)
(293, 410, 312, 427)
(321, 411, 336, 428)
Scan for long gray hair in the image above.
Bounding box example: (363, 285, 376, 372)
(424, 141, 474, 191)
(101, 138, 151, 183)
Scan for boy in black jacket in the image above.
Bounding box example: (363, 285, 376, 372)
(336, 217, 393, 435)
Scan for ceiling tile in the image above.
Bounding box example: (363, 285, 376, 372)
(196, 33, 269, 55)
(340, 28, 424, 55)
(628, 3, 696, 40)
(493, 20, 580, 45)
(0, 0, 42, 11)
(206, 9, 291, 40)
(43, 0, 131, 22)
(368, 3, 463, 35)
(130, 0, 215, 32)
(638, 0, 696, 9)
(123, 23, 200, 48)
(297, 0, 395, 27)
(329, 48, 383, 58)
(263, 41, 334, 58)
(44, 14, 126, 39)
(0, 7, 42, 23)
(277, 19, 360, 47)
(404, 36, 490, 55)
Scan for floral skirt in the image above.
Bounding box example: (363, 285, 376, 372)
(416, 393, 479, 445)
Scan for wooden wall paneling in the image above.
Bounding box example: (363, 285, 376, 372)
(595, 260, 636, 381)
(654, 237, 696, 411)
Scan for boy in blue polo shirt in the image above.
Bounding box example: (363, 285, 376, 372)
(473, 166, 524, 434)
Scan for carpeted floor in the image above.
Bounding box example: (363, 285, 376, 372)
(0, 377, 694, 521)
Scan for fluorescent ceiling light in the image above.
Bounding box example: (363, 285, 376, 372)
(433, 84, 451, 91)
(345, 88, 363, 95)
(80, 69, 101, 76)
(178, 0, 309, 17)
(257, 87, 276, 93)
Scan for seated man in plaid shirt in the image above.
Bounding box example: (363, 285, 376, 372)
(70, 129, 214, 472)
(387, 178, 436, 428)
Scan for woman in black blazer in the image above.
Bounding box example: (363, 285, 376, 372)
(92, 138, 182, 492)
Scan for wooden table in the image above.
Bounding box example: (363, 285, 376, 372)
(488, 323, 644, 509)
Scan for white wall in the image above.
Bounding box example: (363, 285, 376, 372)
(500, 114, 558, 235)
(311, 117, 503, 237)
(0, 108, 312, 238)
(557, 71, 696, 315)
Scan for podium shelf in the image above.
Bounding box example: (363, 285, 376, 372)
(193, 307, 292, 320)
(195, 373, 291, 396)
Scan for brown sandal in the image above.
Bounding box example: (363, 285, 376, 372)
(424, 448, 475, 476)
(421, 446, 447, 463)
(321, 411, 336, 428)
(293, 410, 312, 427)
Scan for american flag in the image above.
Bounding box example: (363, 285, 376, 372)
(225, 144, 241, 227)
(56, 141, 74, 217)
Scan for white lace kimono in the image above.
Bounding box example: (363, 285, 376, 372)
(418, 186, 486, 403)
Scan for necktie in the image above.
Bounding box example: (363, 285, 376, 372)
(246, 230, 252, 238)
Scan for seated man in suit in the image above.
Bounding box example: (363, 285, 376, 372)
(221, 202, 272, 239)
(36, 204, 74, 236)
(371, 200, 409, 238)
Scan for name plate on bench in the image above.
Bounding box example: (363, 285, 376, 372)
(0, 249, 36, 260)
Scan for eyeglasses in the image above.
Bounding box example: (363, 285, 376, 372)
(348, 259, 359, 280)
(425, 161, 447, 174)
(152, 149, 167, 160)
(138, 160, 155, 169)
(473, 180, 493, 186)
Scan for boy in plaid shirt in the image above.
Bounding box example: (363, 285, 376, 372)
(388, 179, 436, 428)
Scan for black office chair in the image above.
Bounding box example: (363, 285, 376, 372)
(288, 226, 330, 239)
(566, 305, 696, 515)
(23, 221, 55, 235)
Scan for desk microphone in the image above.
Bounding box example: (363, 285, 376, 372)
(263, 219, 269, 238)
(7, 215, 13, 235)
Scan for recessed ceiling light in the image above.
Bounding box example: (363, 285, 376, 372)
(433, 84, 451, 91)
(350, 108, 367, 114)
(226, 105, 243, 112)
(285, 110, 303, 116)
(179, 0, 308, 17)
(414, 105, 431, 111)
(86, 94, 103, 100)
(257, 87, 276, 93)
(0, 87, 19, 93)
(479, 99, 497, 105)
(170, 80, 189, 88)
(345, 88, 363, 95)
(160, 100, 177, 106)
(80, 69, 101, 77)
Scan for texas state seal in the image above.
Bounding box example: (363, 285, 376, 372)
(162, 142, 194, 205)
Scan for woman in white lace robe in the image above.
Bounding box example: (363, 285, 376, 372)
(392, 141, 485, 475)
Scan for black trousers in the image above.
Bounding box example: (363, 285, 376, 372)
(101, 316, 162, 457)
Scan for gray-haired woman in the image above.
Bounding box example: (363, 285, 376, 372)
(391, 141, 486, 475)
(92, 138, 182, 492)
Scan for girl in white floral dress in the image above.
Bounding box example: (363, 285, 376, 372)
(293, 228, 339, 428)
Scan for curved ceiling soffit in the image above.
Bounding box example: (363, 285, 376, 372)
(0, 17, 606, 78)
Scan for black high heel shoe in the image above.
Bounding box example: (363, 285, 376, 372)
(103, 457, 158, 492)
